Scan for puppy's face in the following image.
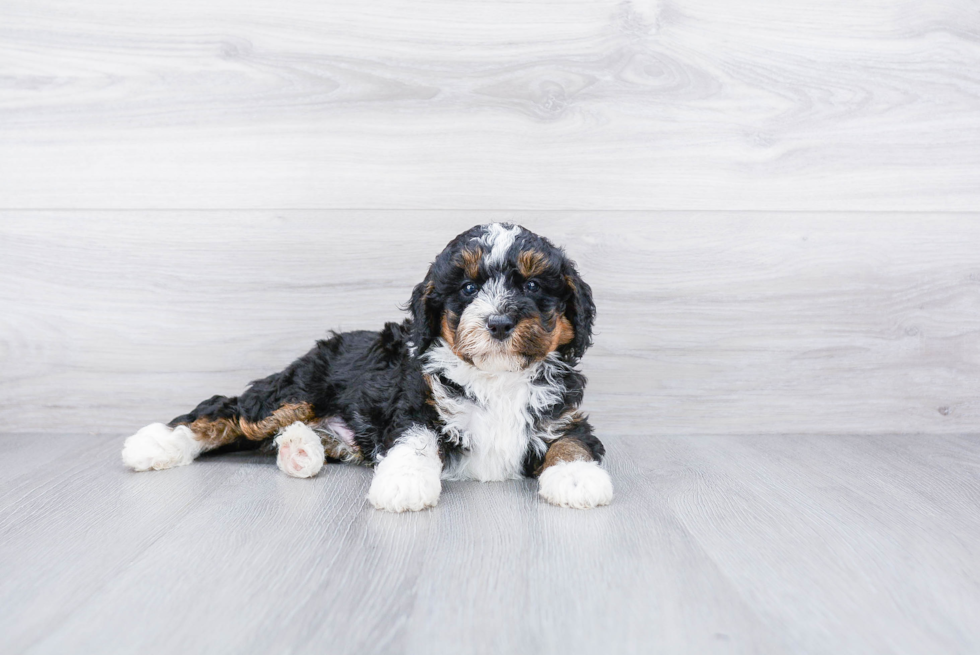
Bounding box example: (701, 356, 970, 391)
(410, 224, 595, 371)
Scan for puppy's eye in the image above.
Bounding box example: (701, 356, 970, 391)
(524, 280, 541, 293)
(461, 282, 479, 296)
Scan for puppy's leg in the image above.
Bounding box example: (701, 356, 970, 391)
(535, 420, 613, 509)
(368, 426, 442, 512)
(275, 422, 325, 478)
(122, 392, 316, 472)
(123, 394, 246, 471)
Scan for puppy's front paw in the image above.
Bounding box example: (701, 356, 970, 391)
(368, 467, 441, 512)
(122, 423, 202, 471)
(368, 451, 441, 513)
(538, 460, 613, 509)
(275, 422, 325, 478)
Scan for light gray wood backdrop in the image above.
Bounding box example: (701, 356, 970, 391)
(1, 0, 980, 211)
(2, 3, 980, 654)
(1, 212, 979, 435)
(1, 0, 980, 436)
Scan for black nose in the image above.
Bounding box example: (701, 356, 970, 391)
(486, 314, 516, 340)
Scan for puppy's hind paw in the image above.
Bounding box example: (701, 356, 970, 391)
(275, 422, 325, 479)
(122, 423, 202, 471)
(538, 460, 613, 509)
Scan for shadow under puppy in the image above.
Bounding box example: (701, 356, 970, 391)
(122, 223, 613, 511)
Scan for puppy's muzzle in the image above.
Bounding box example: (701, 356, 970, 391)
(486, 314, 516, 340)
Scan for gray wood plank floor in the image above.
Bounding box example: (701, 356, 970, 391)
(1, 432, 977, 654)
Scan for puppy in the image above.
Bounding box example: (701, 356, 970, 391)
(122, 223, 613, 511)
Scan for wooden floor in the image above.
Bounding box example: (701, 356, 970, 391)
(3, 0, 980, 652)
(0, 432, 977, 654)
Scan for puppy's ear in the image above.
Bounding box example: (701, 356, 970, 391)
(409, 278, 440, 356)
(561, 264, 596, 362)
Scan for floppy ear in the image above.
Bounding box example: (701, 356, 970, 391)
(409, 278, 440, 357)
(560, 265, 596, 362)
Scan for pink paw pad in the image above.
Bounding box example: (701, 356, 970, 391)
(274, 423, 325, 479)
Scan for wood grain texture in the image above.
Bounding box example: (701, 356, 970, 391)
(2, 3, 979, 650)
(1, 433, 978, 654)
(1, 0, 979, 210)
(1, 211, 978, 436)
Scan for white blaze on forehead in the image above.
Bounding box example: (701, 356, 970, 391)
(478, 223, 521, 266)
(471, 276, 510, 316)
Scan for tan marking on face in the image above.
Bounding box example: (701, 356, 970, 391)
(448, 309, 485, 365)
(535, 437, 593, 476)
(459, 247, 483, 279)
(550, 315, 575, 350)
(510, 316, 551, 362)
(187, 402, 317, 450)
(441, 311, 458, 349)
(518, 250, 549, 278)
(509, 312, 576, 363)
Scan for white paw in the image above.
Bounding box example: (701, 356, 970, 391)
(275, 422, 324, 479)
(538, 460, 613, 509)
(368, 428, 442, 512)
(122, 423, 202, 471)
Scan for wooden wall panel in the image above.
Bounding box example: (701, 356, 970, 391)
(2, 212, 977, 436)
(1, 0, 979, 210)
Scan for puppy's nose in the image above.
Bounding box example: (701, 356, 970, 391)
(486, 314, 516, 340)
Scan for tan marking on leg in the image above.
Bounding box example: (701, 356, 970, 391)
(189, 417, 243, 451)
(322, 440, 353, 462)
(535, 437, 593, 476)
(187, 402, 317, 451)
(319, 433, 364, 463)
(240, 402, 316, 441)
(311, 416, 366, 464)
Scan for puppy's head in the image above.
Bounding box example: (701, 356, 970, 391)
(410, 223, 595, 371)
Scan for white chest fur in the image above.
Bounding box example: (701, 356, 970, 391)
(423, 344, 562, 482)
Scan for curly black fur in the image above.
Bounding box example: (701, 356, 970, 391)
(166, 223, 603, 475)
